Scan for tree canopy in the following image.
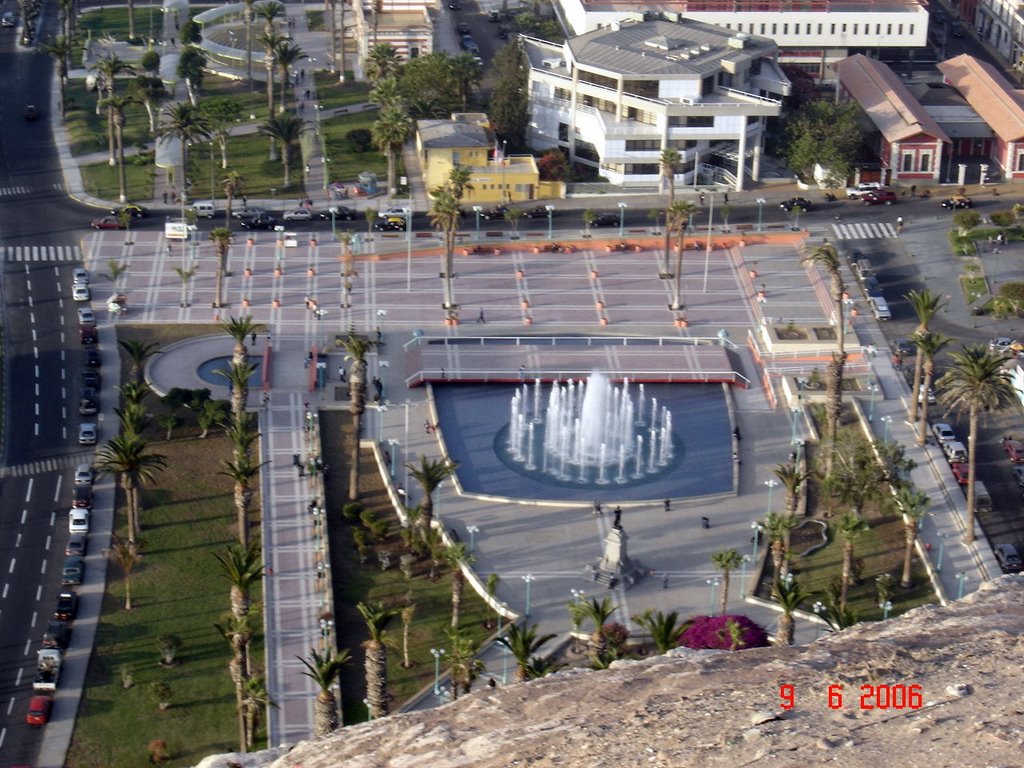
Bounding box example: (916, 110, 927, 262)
(488, 40, 529, 150)
(782, 100, 866, 186)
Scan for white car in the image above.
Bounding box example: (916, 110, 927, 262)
(68, 509, 89, 534)
(74, 463, 94, 485)
(989, 336, 1018, 354)
(73, 268, 89, 285)
(378, 207, 412, 219)
(79, 423, 97, 445)
(282, 208, 314, 221)
(845, 182, 883, 199)
(72, 284, 90, 302)
(77, 308, 95, 326)
(931, 423, 956, 443)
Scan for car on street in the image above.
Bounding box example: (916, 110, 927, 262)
(78, 423, 97, 445)
(374, 216, 407, 231)
(949, 461, 969, 485)
(282, 208, 315, 221)
(853, 257, 874, 280)
(79, 388, 98, 416)
(232, 205, 268, 219)
(861, 190, 898, 205)
(931, 422, 956, 443)
(84, 348, 101, 368)
(890, 337, 915, 357)
(845, 181, 882, 199)
(25, 695, 52, 727)
(481, 205, 509, 220)
(239, 212, 279, 230)
(72, 283, 90, 302)
(62, 556, 84, 585)
(77, 307, 96, 326)
(82, 369, 100, 388)
(79, 326, 98, 345)
(488, 9, 501, 21)
(862, 275, 884, 299)
(1002, 437, 1024, 462)
(110, 204, 148, 219)
(456, 21, 470, 33)
(918, 385, 936, 405)
(378, 206, 412, 218)
(69, 509, 89, 534)
(24, 104, 38, 120)
(65, 532, 88, 557)
(75, 463, 95, 485)
(54, 591, 79, 621)
(72, 483, 93, 508)
(90, 215, 124, 230)
(42, 620, 71, 650)
(448, 0, 461, 8)
(950, 19, 965, 37)
(940, 195, 972, 209)
(73, 268, 90, 285)
(1, 11, 16, 27)
(994, 543, 1023, 572)
(523, 205, 553, 219)
(319, 205, 357, 220)
(1012, 465, 1024, 489)
(779, 197, 812, 212)
(989, 336, 1020, 354)
(932, 8, 947, 23)
(590, 211, 621, 227)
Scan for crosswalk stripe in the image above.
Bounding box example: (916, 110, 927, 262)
(0, 245, 82, 262)
(0, 186, 31, 197)
(0, 451, 94, 479)
(832, 222, 897, 240)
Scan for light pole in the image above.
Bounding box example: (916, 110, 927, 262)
(617, 202, 627, 236)
(430, 648, 445, 695)
(467, 524, 479, 552)
(739, 554, 750, 598)
(813, 601, 826, 637)
(790, 400, 801, 444)
(936, 531, 946, 572)
(500, 139, 508, 203)
(363, 697, 372, 721)
(472, 205, 482, 240)
(404, 174, 412, 292)
(378, 359, 389, 403)
(764, 478, 779, 514)
(879, 600, 893, 620)
(756, 197, 766, 232)
(956, 571, 968, 599)
(321, 156, 329, 191)
(546, 204, 554, 239)
(522, 573, 535, 617)
(209, 142, 215, 200)
(328, 206, 337, 240)
(571, 588, 585, 604)
(706, 577, 720, 614)
(881, 415, 893, 442)
(386, 438, 399, 478)
(403, 400, 410, 492)
(750, 521, 762, 562)
(868, 382, 879, 422)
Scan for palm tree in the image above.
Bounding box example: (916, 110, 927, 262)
(243, 0, 258, 89)
(444, 542, 475, 628)
(660, 147, 680, 201)
(429, 185, 463, 318)
(773, 576, 807, 646)
(118, 339, 161, 386)
(896, 487, 930, 588)
(763, 511, 797, 585)
(221, 452, 262, 549)
(774, 461, 807, 518)
(356, 602, 396, 719)
(257, 30, 286, 116)
(259, 112, 307, 182)
(210, 227, 233, 309)
(214, 540, 264, 619)
(400, 603, 416, 668)
(633, 609, 685, 654)
(905, 289, 947, 426)
(156, 103, 210, 193)
(365, 42, 401, 85)
(580, 597, 618, 667)
(94, 54, 136, 165)
(95, 434, 167, 543)
(298, 647, 350, 737)
(801, 243, 846, 476)
(446, 628, 483, 699)
(119, 380, 152, 407)
(496, 623, 556, 682)
(215, 611, 257, 750)
(107, 534, 141, 610)
(836, 511, 869, 611)
(406, 455, 459, 537)
(711, 548, 743, 615)
(103, 93, 135, 204)
(451, 52, 482, 110)
(667, 200, 697, 307)
(222, 171, 245, 226)
(274, 40, 306, 112)
(221, 315, 263, 369)
(447, 164, 474, 202)
(241, 675, 275, 750)
(41, 35, 74, 117)
(369, 76, 402, 110)
(216, 362, 258, 433)
(340, 333, 373, 498)
(937, 345, 1017, 543)
(372, 104, 413, 198)
(913, 331, 951, 446)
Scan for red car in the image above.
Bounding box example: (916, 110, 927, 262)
(26, 694, 52, 726)
(90, 216, 124, 230)
(949, 462, 969, 485)
(1002, 437, 1024, 463)
(862, 190, 898, 206)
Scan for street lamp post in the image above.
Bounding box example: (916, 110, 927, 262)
(430, 648, 445, 695)
(936, 531, 947, 572)
(956, 572, 968, 599)
(472, 205, 482, 240)
(813, 601, 826, 637)
(386, 438, 399, 478)
(868, 382, 879, 422)
(756, 197, 766, 232)
(466, 524, 479, 552)
(881, 415, 893, 442)
(500, 139, 508, 203)
(546, 204, 554, 240)
(790, 401, 801, 445)
(329, 206, 337, 240)
(706, 577, 720, 614)
(321, 156, 329, 191)
(739, 554, 750, 598)
(522, 573, 535, 617)
(764, 478, 779, 514)
(879, 600, 893, 620)
(617, 202, 627, 236)
(750, 521, 762, 562)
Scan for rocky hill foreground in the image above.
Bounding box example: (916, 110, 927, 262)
(197, 578, 1024, 768)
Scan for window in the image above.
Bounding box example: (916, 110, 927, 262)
(558, 123, 569, 142)
(718, 71, 733, 88)
(898, 24, 903, 34)
(575, 140, 599, 162)
(554, 87, 571, 101)
(452, 152, 460, 165)
(1017, 152, 1024, 172)
(687, 116, 715, 127)
(902, 154, 913, 172)
(887, 24, 892, 35)
(783, 23, 788, 34)
(760, 23, 765, 34)
(818, 24, 822, 34)
(842, 24, 847, 33)
(853, 24, 858, 34)
(625, 139, 662, 151)
(625, 163, 660, 174)
(831, 24, 835, 34)
(920, 153, 930, 173)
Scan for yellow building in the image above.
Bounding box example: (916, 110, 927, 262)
(416, 114, 545, 204)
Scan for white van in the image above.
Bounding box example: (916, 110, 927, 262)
(191, 200, 216, 219)
(943, 441, 968, 463)
(973, 481, 992, 512)
(870, 296, 892, 320)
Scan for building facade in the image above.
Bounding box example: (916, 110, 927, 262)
(525, 19, 789, 190)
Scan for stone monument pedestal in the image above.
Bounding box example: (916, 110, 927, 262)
(592, 525, 646, 589)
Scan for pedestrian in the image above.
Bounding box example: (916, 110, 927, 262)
(593, 500, 602, 516)
(242, 195, 248, 207)
(701, 516, 710, 529)
(732, 426, 741, 441)
(305, 163, 311, 175)
(170, 37, 175, 47)
(911, 184, 917, 197)
(662, 572, 669, 589)
(299, 101, 304, 113)
(338, 364, 345, 381)
(304, 87, 311, 100)
(613, 506, 622, 528)
(723, 192, 729, 204)
(162, 191, 168, 204)
(733, 449, 740, 463)
(519, 365, 526, 382)
(699, 192, 705, 205)
(266, 331, 272, 345)
(664, 498, 671, 512)
(301, 67, 306, 79)
(170, 190, 177, 203)
(488, 677, 497, 688)
(477, 307, 486, 323)
(251, 331, 257, 345)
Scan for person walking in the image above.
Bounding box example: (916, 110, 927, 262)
(338, 364, 345, 381)
(477, 307, 486, 323)
(664, 498, 671, 512)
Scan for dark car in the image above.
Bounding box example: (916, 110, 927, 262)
(498, 25, 510, 39)
(951, 20, 965, 37)
(54, 591, 79, 621)
(374, 216, 407, 232)
(863, 276, 883, 299)
(42, 620, 71, 650)
(72, 484, 93, 509)
(488, 9, 501, 21)
(82, 369, 101, 389)
(79, 387, 98, 416)
(994, 543, 1023, 573)
(65, 532, 88, 557)
(523, 205, 553, 219)
(239, 212, 278, 230)
(319, 205, 357, 221)
(24, 104, 38, 120)
(456, 21, 470, 33)
(448, 0, 461, 8)
(932, 8, 947, 24)
(779, 197, 812, 212)
(26, 695, 52, 727)
(862, 190, 898, 205)
(232, 205, 268, 219)
(590, 211, 621, 227)
(481, 205, 509, 220)
(890, 337, 915, 357)
(62, 556, 85, 585)
(940, 195, 972, 209)
(80, 326, 98, 345)
(84, 348, 101, 368)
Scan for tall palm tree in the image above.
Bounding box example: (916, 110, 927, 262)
(215, 611, 257, 750)
(365, 42, 401, 85)
(118, 339, 161, 386)
(937, 345, 1017, 543)
(103, 93, 135, 204)
(896, 487, 930, 588)
(633, 609, 685, 654)
(41, 35, 74, 117)
(400, 603, 416, 668)
(108, 534, 141, 610)
(801, 243, 846, 476)
(447, 164, 474, 202)
(429, 185, 463, 318)
(660, 147, 680, 201)
(340, 333, 373, 498)
(222, 171, 246, 226)
(774, 460, 808, 521)
(156, 103, 211, 193)
(95, 434, 167, 543)
(356, 602, 395, 719)
(444, 542, 475, 628)
(214, 540, 264, 619)
(914, 331, 951, 446)
(496, 623, 556, 682)
(763, 511, 797, 586)
(711, 548, 743, 615)
(243, 0, 258, 89)
(119, 380, 152, 407)
(905, 289, 946, 426)
(773, 576, 807, 646)
(372, 104, 413, 199)
(298, 647, 350, 737)
(836, 511, 869, 611)
(667, 200, 697, 306)
(406, 455, 459, 537)
(221, 452, 262, 549)
(125, 0, 137, 39)
(221, 315, 263, 369)
(451, 52, 482, 110)
(241, 675, 275, 750)
(273, 40, 306, 113)
(369, 75, 402, 110)
(57, 0, 75, 39)
(94, 54, 136, 165)
(580, 597, 618, 667)
(257, 30, 286, 116)
(210, 226, 233, 309)
(256, 0, 284, 34)
(215, 362, 258, 433)
(446, 628, 483, 699)
(259, 112, 307, 182)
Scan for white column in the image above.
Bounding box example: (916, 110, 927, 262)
(568, 69, 579, 164)
(752, 143, 761, 182)
(736, 124, 748, 192)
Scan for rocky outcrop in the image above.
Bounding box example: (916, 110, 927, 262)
(197, 578, 1024, 768)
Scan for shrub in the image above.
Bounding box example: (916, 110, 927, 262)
(156, 634, 182, 665)
(360, 509, 379, 530)
(150, 681, 172, 710)
(180, 19, 202, 45)
(342, 502, 364, 522)
(678, 615, 769, 651)
(140, 50, 161, 73)
(148, 739, 170, 762)
(346, 128, 373, 153)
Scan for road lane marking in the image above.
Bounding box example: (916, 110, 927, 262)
(24, 477, 32, 501)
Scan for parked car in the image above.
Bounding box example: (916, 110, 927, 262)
(232, 205, 268, 219)
(861, 190, 898, 205)
(77, 307, 96, 326)
(319, 205, 357, 220)
(931, 422, 956, 443)
(932, 8, 947, 24)
(83, 348, 101, 368)
(65, 532, 88, 557)
(82, 370, 100, 388)
(481, 205, 509, 220)
(378, 206, 412, 219)
(72, 283, 90, 302)
(845, 181, 882, 199)
(949, 461, 969, 485)
(590, 211, 621, 227)
(1, 11, 17, 28)
(78, 423, 97, 446)
(24, 104, 38, 120)
(1012, 465, 1024, 489)
(989, 336, 1020, 354)
(950, 19, 965, 37)
(890, 337, 915, 357)
(523, 205, 553, 219)
(239, 212, 278, 230)
(79, 326, 98, 345)
(779, 197, 812, 212)
(994, 543, 1023, 572)
(918, 385, 936, 405)
(42, 620, 71, 650)
(90, 216, 124, 230)
(282, 208, 314, 221)
(72, 268, 90, 286)
(374, 216, 407, 232)
(943, 440, 968, 463)
(54, 591, 79, 621)
(1002, 437, 1024, 463)
(940, 195, 972, 209)
(456, 21, 470, 33)
(72, 484, 93, 508)
(79, 388, 98, 416)
(68, 509, 89, 534)
(25, 695, 52, 727)
(853, 257, 874, 280)
(74, 463, 94, 485)
(61, 556, 84, 585)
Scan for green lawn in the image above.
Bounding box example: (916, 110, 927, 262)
(306, 10, 325, 30)
(312, 75, 372, 112)
(64, 81, 154, 157)
(81, 157, 156, 202)
(321, 111, 387, 185)
(203, 75, 273, 125)
(187, 131, 304, 200)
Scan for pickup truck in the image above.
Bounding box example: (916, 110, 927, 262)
(34, 648, 62, 692)
(845, 182, 882, 199)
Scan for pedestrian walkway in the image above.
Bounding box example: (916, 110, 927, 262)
(0, 245, 82, 262)
(832, 221, 899, 240)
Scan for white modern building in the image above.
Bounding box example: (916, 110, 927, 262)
(555, 0, 930, 80)
(524, 19, 789, 190)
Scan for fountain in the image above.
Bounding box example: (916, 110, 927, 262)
(508, 372, 675, 485)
